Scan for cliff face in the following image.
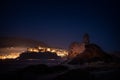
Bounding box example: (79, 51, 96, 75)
(78, 44, 106, 59)
(68, 33, 90, 59)
(67, 33, 120, 64)
(68, 42, 85, 59)
(68, 44, 116, 64)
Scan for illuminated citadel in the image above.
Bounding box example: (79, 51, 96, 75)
(27, 46, 68, 57)
(0, 46, 68, 59)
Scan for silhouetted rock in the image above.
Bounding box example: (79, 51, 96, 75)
(15, 64, 69, 80)
(19, 64, 48, 74)
(0, 72, 18, 80)
(110, 51, 120, 58)
(17, 52, 61, 60)
(83, 33, 90, 45)
(15, 64, 48, 80)
(68, 33, 90, 59)
(47, 65, 69, 74)
(68, 44, 120, 64)
(54, 69, 94, 80)
(68, 42, 85, 59)
(18, 64, 68, 74)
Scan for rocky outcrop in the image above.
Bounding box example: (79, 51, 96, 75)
(68, 33, 90, 59)
(68, 44, 119, 64)
(68, 42, 85, 59)
(83, 33, 90, 45)
(67, 33, 120, 64)
(17, 52, 61, 60)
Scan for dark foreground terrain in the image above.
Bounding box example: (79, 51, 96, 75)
(0, 59, 120, 80)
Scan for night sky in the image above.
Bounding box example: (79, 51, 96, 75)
(0, 0, 120, 52)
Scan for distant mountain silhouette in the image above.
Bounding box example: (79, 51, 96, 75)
(68, 44, 120, 64)
(0, 36, 47, 48)
(17, 52, 61, 60)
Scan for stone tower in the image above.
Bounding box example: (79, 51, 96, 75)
(83, 33, 90, 45)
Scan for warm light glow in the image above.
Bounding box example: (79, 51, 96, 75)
(0, 47, 27, 59)
(0, 46, 68, 59)
(27, 46, 68, 57)
(38, 46, 43, 49)
(46, 48, 50, 52)
(57, 54, 65, 57)
(0, 52, 20, 59)
(27, 48, 39, 52)
(27, 48, 33, 52)
(51, 49, 56, 52)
